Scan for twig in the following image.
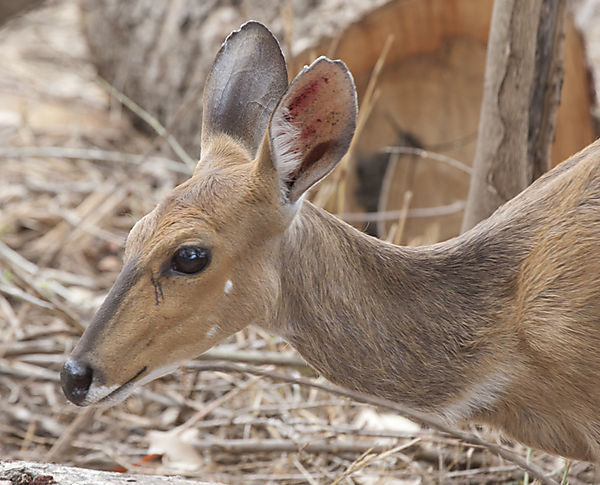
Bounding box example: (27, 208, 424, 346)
(1, 338, 67, 357)
(314, 35, 392, 212)
(140, 82, 204, 164)
(0, 275, 82, 331)
(1, 340, 309, 370)
(355, 35, 394, 143)
(232, 399, 346, 415)
(174, 376, 262, 432)
(293, 458, 320, 485)
(0, 146, 191, 174)
(525, 446, 532, 485)
(560, 461, 571, 485)
(0, 241, 84, 330)
(390, 190, 413, 245)
(185, 362, 559, 485)
(59, 206, 125, 247)
(0, 294, 21, 359)
(443, 464, 521, 478)
(56, 186, 127, 251)
(0, 360, 59, 381)
(46, 407, 95, 462)
(383, 146, 472, 175)
(188, 437, 412, 456)
(198, 348, 309, 370)
(0, 283, 54, 310)
(336, 201, 466, 223)
(333, 439, 420, 485)
(36, 268, 99, 290)
(30, 187, 104, 264)
(0, 240, 38, 274)
(96, 77, 196, 169)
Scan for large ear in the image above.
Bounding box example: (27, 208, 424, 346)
(201, 21, 288, 158)
(266, 57, 357, 204)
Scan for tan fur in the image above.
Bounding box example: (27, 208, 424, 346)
(78, 136, 285, 393)
(276, 141, 600, 461)
(62, 22, 600, 462)
(66, 136, 600, 462)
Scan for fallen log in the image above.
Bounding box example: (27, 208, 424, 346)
(0, 460, 220, 485)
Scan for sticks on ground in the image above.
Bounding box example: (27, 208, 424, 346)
(186, 362, 560, 485)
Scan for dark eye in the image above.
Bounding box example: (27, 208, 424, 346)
(171, 246, 210, 275)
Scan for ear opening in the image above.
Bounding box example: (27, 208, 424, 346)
(268, 56, 357, 204)
(201, 21, 288, 159)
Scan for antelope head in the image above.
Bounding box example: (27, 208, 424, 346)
(61, 21, 357, 405)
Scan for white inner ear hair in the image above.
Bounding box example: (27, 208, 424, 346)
(270, 105, 302, 200)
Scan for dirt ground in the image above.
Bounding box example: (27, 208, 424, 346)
(0, 1, 598, 484)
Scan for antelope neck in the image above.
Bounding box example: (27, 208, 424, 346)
(273, 201, 520, 413)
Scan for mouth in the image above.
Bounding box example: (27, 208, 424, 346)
(94, 366, 147, 405)
(91, 362, 182, 405)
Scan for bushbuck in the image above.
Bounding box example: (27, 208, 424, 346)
(61, 21, 600, 462)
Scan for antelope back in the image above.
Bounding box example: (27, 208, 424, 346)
(60, 21, 357, 405)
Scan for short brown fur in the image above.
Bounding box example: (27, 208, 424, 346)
(62, 22, 600, 463)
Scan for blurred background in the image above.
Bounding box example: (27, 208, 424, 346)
(1, 0, 599, 483)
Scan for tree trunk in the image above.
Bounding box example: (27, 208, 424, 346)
(0, 0, 43, 26)
(82, 0, 590, 243)
(461, 0, 567, 232)
(80, 0, 386, 161)
(528, 0, 568, 182)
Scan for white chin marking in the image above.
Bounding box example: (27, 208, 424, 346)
(83, 383, 120, 405)
(137, 363, 181, 386)
(206, 325, 219, 339)
(224, 279, 233, 295)
(84, 364, 181, 405)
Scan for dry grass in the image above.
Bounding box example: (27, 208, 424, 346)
(0, 2, 598, 484)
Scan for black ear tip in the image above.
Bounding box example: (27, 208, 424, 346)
(227, 20, 280, 47)
(202, 20, 288, 159)
(239, 20, 270, 33)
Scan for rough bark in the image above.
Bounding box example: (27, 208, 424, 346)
(0, 0, 44, 26)
(528, 0, 568, 181)
(461, 0, 567, 232)
(80, 0, 385, 161)
(0, 460, 220, 485)
(81, 0, 590, 243)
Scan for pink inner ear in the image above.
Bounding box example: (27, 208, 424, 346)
(270, 60, 354, 199)
(286, 79, 321, 121)
(289, 141, 332, 182)
(284, 78, 335, 177)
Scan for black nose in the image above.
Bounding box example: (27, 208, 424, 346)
(61, 358, 94, 406)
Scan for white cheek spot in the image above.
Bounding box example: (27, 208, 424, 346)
(206, 325, 219, 339)
(224, 279, 233, 295)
